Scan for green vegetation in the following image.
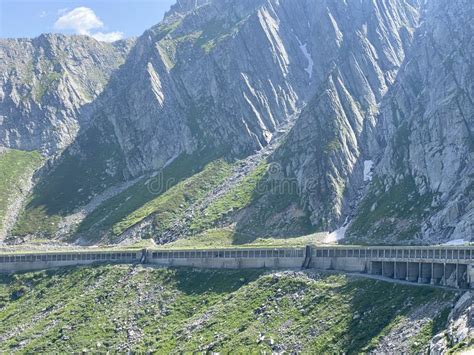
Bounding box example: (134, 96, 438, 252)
(31, 58, 63, 102)
(346, 176, 434, 244)
(409, 307, 451, 353)
(33, 71, 62, 102)
(0, 150, 43, 232)
(235, 174, 314, 240)
(194, 19, 242, 53)
(13, 122, 126, 238)
(0, 265, 455, 353)
(112, 160, 232, 236)
(12, 206, 61, 239)
(76, 152, 231, 242)
(190, 162, 268, 233)
(152, 19, 183, 41)
(448, 337, 474, 354)
(162, 228, 327, 249)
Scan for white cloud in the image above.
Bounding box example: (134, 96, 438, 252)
(39, 11, 47, 18)
(54, 7, 103, 35)
(54, 7, 123, 42)
(92, 31, 124, 42)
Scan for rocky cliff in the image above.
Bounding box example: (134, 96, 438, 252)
(1, 0, 472, 245)
(346, 0, 474, 244)
(0, 34, 133, 154)
(258, 0, 420, 235)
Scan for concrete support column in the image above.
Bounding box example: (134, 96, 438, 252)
(383, 262, 394, 278)
(395, 262, 407, 280)
(419, 263, 432, 284)
(456, 264, 459, 288)
(432, 263, 444, 285)
(431, 263, 434, 284)
(407, 262, 419, 282)
(442, 263, 446, 286)
(370, 261, 383, 275)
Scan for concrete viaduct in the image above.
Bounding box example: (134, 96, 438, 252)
(1, 245, 473, 289)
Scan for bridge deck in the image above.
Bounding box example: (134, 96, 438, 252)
(1, 245, 472, 288)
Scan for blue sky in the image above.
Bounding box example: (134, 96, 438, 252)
(0, 0, 176, 41)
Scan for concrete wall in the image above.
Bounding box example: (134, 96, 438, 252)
(149, 257, 304, 269)
(146, 248, 305, 269)
(311, 257, 368, 273)
(0, 251, 141, 273)
(1, 246, 473, 289)
(366, 261, 473, 289)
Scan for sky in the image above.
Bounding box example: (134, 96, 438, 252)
(0, 0, 176, 41)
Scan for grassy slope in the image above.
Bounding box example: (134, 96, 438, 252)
(346, 176, 434, 244)
(0, 150, 43, 233)
(162, 228, 328, 249)
(0, 265, 456, 353)
(189, 162, 268, 234)
(12, 121, 127, 238)
(113, 160, 232, 236)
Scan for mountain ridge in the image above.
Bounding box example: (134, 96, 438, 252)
(0, 0, 472, 246)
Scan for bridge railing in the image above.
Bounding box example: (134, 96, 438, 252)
(311, 246, 474, 263)
(149, 248, 304, 260)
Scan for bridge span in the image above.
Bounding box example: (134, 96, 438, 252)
(1, 245, 473, 289)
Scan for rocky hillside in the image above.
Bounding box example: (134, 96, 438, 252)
(250, 0, 420, 234)
(0, 265, 464, 353)
(0, 149, 43, 240)
(0, 0, 472, 246)
(0, 34, 133, 154)
(346, 0, 474, 244)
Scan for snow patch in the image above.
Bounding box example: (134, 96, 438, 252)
(296, 36, 313, 79)
(364, 160, 374, 181)
(442, 239, 466, 246)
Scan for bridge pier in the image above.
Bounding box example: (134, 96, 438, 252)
(419, 263, 432, 284)
(382, 261, 394, 278)
(431, 263, 444, 285)
(406, 262, 419, 282)
(370, 261, 383, 275)
(395, 261, 407, 280)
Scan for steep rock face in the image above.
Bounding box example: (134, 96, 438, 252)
(258, 0, 420, 233)
(87, 0, 324, 178)
(6, 0, 472, 246)
(347, 0, 474, 244)
(33, 0, 394, 219)
(0, 34, 133, 154)
(11, 0, 427, 242)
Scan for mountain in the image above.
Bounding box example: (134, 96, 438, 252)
(0, 0, 472, 246)
(0, 34, 134, 154)
(346, 0, 474, 244)
(246, 0, 420, 236)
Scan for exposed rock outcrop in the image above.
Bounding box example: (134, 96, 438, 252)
(1, 0, 472, 245)
(347, 0, 474, 244)
(430, 292, 473, 354)
(252, 0, 420, 233)
(0, 34, 133, 154)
